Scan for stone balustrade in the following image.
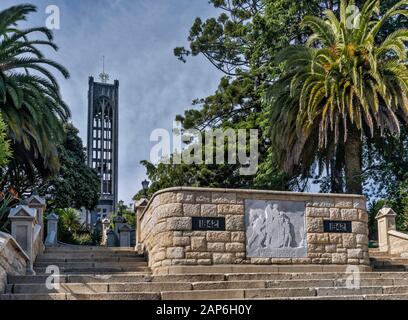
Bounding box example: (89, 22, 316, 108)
(0, 232, 29, 293)
(138, 187, 370, 275)
(376, 207, 408, 255)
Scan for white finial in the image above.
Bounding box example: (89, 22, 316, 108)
(99, 56, 109, 83)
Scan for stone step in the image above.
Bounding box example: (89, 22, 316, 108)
(8, 273, 154, 284)
(161, 285, 408, 300)
(6, 282, 193, 294)
(34, 261, 148, 269)
(37, 253, 144, 259)
(36, 255, 145, 263)
(12, 278, 408, 294)
(44, 247, 136, 253)
(256, 294, 408, 300)
(9, 272, 408, 285)
(0, 292, 161, 300)
(33, 266, 151, 274)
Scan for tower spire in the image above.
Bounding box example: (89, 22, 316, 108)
(99, 55, 110, 83)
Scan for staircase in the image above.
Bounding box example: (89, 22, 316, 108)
(370, 249, 408, 272)
(2, 246, 408, 300)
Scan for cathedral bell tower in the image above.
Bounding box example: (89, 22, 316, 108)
(87, 65, 119, 218)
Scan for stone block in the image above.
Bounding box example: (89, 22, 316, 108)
(157, 232, 173, 247)
(312, 258, 331, 264)
(343, 234, 357, 248)
(356, 234, 368, 245)
(226, 243, 245, 253)
(347, 249, 363, 259)
(353, 198, 366, 210)
(309, 197, 335, 208)
(332, 253, 347, 264)
(231, 231, 245, 242)
(197, 259, 212, 265)
(307, 233, 329, 244)
(166, 247, 185, 259)
(341, 209, 359, 220)
(186, 252, 211, 259)
(325, 244, 337, 253)
(306, 207, 330, 218)
(212, 193, 236, 204)
(213, 253, 234, 264)
(358, 210, 369, 223)
(250, 258, 271, 264)
(159, 192, 177, 205)
(352, 221, 368, 235)
(195, 193, 211, 203)
(156, 203, 183, 218)
(172, 259, 197, 266)
(167, 217, 192, 231)
(207, 231, 231, 242)
(191, 237, 207, 251)
(201, 204, 217, 217)
(207, 242, 225, 252)
(154, 251, 166, 262)
(330, 208, 342, 220)
(335, 198, 353, 208)
(329, 234, 343, 244)
(347, 258, 360, 265)
(226, 215, 245, 231)
(291, 258, 312, 264)
(173, 237, 191, 246)
(183, 204, 201, 217)
(270, 258, 293, 264)
(177, 192, 195, 203)
(306, 218, 323, 233)
(217, 204, 244, 215)
(308, 244, 325, 253)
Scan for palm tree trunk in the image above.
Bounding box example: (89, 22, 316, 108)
(344, 126, 363, 195)
(330, 144, 345, 193)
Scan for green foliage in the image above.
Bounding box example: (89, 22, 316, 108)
(54, 208, 95, 245)
(72, 233, 94, 246)
(0, 4, 70, 187)
(265, 0, 408, 194)
(39, 124, 100, 211)
(0, 189, 19, 232)
(0, 112, 11, 169)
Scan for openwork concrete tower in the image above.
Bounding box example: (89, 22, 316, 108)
(87, 76, 119, 217)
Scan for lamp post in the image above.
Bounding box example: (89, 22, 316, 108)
(142, 180, 150, 198)
(118, 200, 124, 217)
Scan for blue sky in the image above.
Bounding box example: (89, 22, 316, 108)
(2, 0, 222, 204)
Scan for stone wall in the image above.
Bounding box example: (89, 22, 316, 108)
(0, 232, 29, 293)
(139, 187, 369, 274)
(388, 231, 408, 255)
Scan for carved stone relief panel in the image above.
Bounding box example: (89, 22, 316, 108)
(245, 199, 307, 258)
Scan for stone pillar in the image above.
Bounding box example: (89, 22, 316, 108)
(26, 194, 46, 237)
(135, 198, 148, 245)
(376, 207, 397, 253)
(113, 215, 126, 241)
(8, 205, 37, 274)
(106, 229, 116, 247)
(102, 218, 111, 246)
(119, 224, 132, 247)
(45, 213, 59, 247)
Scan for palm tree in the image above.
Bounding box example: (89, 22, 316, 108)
(266, 0, 408, 194)
(0, 112, 11, 169)
(0, 4, 70, 184)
